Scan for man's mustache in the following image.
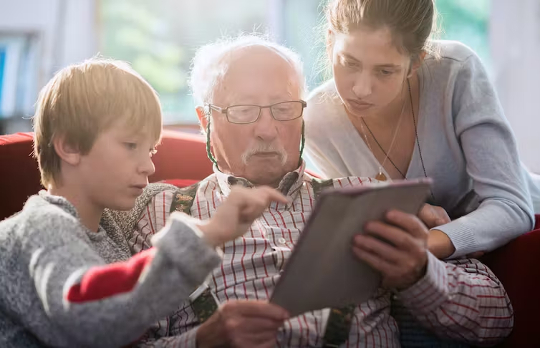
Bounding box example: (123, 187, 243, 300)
(241, 143, 288, 165)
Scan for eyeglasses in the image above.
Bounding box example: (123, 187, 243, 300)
(206, 100, 307, 124)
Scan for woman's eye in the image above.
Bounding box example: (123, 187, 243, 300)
(339, 56, 354, 67)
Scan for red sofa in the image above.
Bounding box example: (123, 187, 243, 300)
(1, 130, 539, 347)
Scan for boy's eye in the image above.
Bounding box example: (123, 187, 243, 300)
(125, 142, 137, 150)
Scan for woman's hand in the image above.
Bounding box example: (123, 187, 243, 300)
(420, 204, 485, 259)
(418, 203, 450, 229)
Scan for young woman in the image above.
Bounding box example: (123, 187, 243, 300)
(305, 0, 539, 259)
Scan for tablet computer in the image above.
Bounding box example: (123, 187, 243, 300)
(270, 179, 432, 317)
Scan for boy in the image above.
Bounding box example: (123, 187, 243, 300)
(0, 59, 288, 348)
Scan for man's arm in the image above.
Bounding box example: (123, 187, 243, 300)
(352, 210, 512, 346)
(396, 254, 513, 346)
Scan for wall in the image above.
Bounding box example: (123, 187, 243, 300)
(0, 0, 97, 125)
(491, 0, 540, 173)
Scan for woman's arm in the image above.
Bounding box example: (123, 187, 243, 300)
(437, 51, 534, 258)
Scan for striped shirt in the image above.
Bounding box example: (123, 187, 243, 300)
(132, 163, 513, 347)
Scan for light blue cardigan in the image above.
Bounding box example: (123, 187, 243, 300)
(305, 40, 536, 258)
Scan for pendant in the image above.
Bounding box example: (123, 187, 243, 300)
(375, 169, 387, 181)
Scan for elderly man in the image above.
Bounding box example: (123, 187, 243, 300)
(112, 36, 512, 348)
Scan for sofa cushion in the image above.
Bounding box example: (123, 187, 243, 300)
(0, 132, 43, 221)
(480, 216, 540, 348)
(0, 130, 212, 220)
(161, 179, 199, 188)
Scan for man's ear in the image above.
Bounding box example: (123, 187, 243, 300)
(196, 106, 209, 130)
(52, 136, 81, 166)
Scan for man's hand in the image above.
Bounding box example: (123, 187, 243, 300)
(199, 186, 288, 247)
(196, 300, 289, 348)
(352, 210, 429, 290)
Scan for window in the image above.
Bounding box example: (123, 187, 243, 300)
(0, 33, 38, 120)
(0, 47, 6, 107)
(435, 0, 491, 69)
(99, 0, 270, 125)
(99, 0, 491, 125)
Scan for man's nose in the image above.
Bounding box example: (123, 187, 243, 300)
(253, 107, 279, 141)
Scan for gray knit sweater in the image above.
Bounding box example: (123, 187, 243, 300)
(0, 191, 221, 348)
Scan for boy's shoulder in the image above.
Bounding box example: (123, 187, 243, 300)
(0, 194, 84, 247)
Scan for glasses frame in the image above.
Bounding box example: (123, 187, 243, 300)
(206, 100, 307, 124)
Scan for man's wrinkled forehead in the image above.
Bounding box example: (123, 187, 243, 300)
(215, 45, 300, 104)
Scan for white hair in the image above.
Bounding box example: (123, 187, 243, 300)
(189, 34, 306, 107)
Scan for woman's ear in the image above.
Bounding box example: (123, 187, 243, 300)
(408, 51, 427, 77)
(53, 136, 81, 166)
(326, 29, 335, 51)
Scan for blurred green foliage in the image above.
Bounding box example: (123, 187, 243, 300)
(99, 0, 490, 123)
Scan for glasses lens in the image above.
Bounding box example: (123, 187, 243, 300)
(271, 102, 303, 120)
(227, 105, 260, 123)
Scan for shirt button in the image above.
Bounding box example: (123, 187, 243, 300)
(278, 238, 287, 244)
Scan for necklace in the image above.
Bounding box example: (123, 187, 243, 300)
(359, 99, 405, 181)
(360, 79, 434, 199)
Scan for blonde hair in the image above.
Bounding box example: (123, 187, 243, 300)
(325, 0, 439, 61)
(189, 34, 306, 107)
(33, 57, 162, 188)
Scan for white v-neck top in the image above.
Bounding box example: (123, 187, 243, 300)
(304, 40, 538, 258)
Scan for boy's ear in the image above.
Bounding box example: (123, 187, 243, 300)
(196, 106, 209, 130)
(52, 136, 81, 166)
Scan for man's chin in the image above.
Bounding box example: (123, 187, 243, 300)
(244, 163, 287, 186)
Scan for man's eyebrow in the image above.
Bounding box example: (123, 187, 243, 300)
(226, 93, 296, 105)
